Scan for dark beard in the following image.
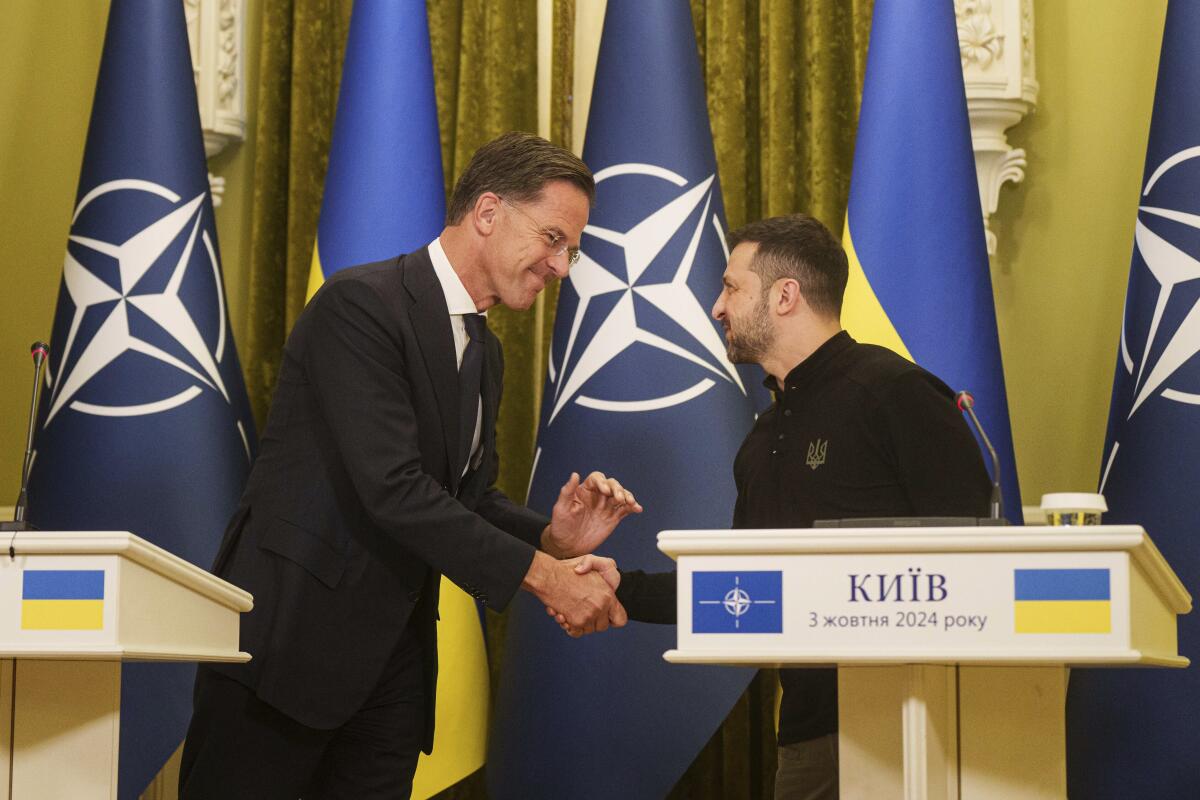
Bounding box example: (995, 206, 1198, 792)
(724, 298, 773, 365)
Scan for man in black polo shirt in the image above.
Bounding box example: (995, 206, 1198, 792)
(571, 213, 990, 798)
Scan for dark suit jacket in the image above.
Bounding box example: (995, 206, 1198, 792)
(209, 248, 547, 750)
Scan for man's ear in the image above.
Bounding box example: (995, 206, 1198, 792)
(775, 278, 803, 315)
(472, 192, 502, 236)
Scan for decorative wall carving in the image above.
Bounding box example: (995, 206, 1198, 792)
(184, 0, 245, 207)
(957, 0, 1004, 69)
(956, 0, 1038, 256)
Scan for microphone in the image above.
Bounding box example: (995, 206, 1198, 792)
(955, 390, 1002, 520)
(4, 341, 50, 539)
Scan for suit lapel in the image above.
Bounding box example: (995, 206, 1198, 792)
(403, 249, 461, 487)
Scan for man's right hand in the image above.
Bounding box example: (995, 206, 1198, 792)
(522, 551, 627, 637)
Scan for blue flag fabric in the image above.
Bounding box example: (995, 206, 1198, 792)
(841, 0, 1022, 522)
(307, 0, 445, 293)
(1068, 4, 1200, 795)
(25, 1, 255, 796)
(487, 2, 769, 797)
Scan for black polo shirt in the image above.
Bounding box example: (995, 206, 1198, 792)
(617, 331, 991, 745)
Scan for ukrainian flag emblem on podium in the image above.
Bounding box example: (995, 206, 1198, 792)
(21, 570, 106, 631)
(1014, 569, 1111, 634)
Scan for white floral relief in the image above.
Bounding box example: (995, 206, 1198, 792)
(1021, 0, 1034, 67)
(217, 0, 239, 109)
(184, 0, 246, 159)
(956, 0, 1005, 69)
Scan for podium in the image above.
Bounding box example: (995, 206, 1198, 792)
(0, 531, 252, 799)
(659, 525, 1191, 799)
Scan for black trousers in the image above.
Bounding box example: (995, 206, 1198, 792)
(179, 626, 425, 800)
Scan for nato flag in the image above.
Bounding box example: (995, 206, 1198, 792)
(693, 572, 784, 634)
(487, 2, 769, 797)
(25, 1, 255, 796)
(1068, 3, 1200, 796)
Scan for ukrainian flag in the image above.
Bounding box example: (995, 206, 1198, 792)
(1014, 569, 1111, 634)
(841, 0, 1022, 520)
(21, 570, 105, 630)
(310, 3, 486, 796)
(306, 0, 446, 299)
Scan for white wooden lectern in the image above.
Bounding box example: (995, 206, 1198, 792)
(0, 531, 252, 799)
(659, 525, 1191, 800)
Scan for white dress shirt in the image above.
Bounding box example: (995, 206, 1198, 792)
(428, 237, 485, 473)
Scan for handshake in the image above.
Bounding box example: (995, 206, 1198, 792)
(521, 471, 643, 638)
(522, 552, 625, 638)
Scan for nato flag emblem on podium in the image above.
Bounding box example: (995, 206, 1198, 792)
(25, 1, 256, 796)
(487, 2, 769, 798)
(1068, 4, 1200, 797)
(693, 571, 783, 633)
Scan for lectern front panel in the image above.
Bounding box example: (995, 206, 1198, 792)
(674, 551, 1133, 665)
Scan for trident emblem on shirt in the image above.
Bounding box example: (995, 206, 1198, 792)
(806, 439, 828, 470)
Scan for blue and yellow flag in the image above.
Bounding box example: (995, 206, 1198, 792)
(24, 1, 256, 795)
(307, 0, 446, 299)
(842, 0, 1022, 521)
(308, 4, 484, 797)
(1068, 4, 1200, 795)
(1013, 569, 1111, 634)
(21, 570, 106, 631)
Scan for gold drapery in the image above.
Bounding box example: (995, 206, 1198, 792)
(693, 0, 874, 233)
(234, 2, 873, 798)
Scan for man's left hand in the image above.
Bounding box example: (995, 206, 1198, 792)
(541, 471, 643, 558)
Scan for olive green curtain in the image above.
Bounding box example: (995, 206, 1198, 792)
(243, 0, 352, 428)
(237, 1, 872, 798)
(694, 0, 874, 234)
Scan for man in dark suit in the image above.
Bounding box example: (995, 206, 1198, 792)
(179, 132, 641, 799)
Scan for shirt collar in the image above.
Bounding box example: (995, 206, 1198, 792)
(428, 237, 486, 317)
(764, 330, 854, 394)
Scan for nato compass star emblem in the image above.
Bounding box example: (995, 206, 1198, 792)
(545, 163, 746, 424)
(42, 178, 250, 460)
(697, 575, 777, 630)
(1102, 146, 1200, 491)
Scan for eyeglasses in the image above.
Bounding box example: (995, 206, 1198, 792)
(500, 197, 581, 267)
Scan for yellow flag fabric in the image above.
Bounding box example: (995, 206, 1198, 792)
(840, 223, 913, 362)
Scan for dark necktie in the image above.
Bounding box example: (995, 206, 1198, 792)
(458, 313, 486, 476)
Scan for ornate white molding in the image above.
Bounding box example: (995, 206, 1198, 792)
(185, 0, 246, 169)
(957, 0, 1038, 256)
(207, 172, 227, 208)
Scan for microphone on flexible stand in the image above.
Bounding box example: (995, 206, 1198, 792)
(955, 390, 1002, 521)
(4, 342, 50, 545)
